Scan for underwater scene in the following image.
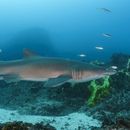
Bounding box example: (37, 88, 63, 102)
(0, 0, 130, 130)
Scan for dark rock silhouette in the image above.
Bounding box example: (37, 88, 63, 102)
(1, 28, 57, 60)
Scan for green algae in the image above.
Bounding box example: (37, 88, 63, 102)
(87, 58, 130, 107)
(127, 59, 130, 69)
(87, 76, 110, 107)
(118, 58, 130, 76)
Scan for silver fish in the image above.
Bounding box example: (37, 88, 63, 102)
(95, 46, 104, 50)
(101, 8, 111, 13)
(0, 49, 116, 87)
(78, 54, 86, 58)
(102, 33, 112, 38)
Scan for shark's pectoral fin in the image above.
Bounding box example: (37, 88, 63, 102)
(44, 75, 72, 88)
(3, 74, 21, 83)
(70, 81, 76, 87)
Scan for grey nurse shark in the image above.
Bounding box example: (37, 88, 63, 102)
(0, 49, 116, 87)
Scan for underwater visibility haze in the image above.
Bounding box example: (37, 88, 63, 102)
(0, 0, 130, 61)
(0, 0, 130, 130)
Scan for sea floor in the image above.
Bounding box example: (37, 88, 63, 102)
(0, 54, 130, 129)
(0, 108, 101, 130)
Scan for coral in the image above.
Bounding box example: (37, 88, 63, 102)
(127, 58, 130, 69)
(92, 117, 130, 130)
(87, 54, 130, 130)
(0, 122, 56, 130)
(111, 53, 130, 69)
(125, 58, 130, 76)
(1, 122, 29, 130)
(90, 60, 105, 66)
(87, 76, 110, 107)
(117, 58, 130, 78)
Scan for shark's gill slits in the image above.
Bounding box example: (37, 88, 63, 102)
(71, 68, 83, 80)
(71, 69, 76, 80)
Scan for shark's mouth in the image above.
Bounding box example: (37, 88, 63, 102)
(104, 69, 117, 76)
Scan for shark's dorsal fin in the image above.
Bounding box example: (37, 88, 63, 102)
(23, 48, 38, 58)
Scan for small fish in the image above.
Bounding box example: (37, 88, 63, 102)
(78, 54, 86, 58)
(111, 66, 118, 70)
(95, 46, 104, 50)
(102, 33, 112, 38)
(100, 8, 111, 13)
(0, 49, 2, 53)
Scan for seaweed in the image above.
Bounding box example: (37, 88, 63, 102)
(87, 76, 110, 107)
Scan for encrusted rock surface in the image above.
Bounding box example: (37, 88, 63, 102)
(0, 53, 130, 130)
(0, 81, 90, 116)
(0, 121, 56, 130)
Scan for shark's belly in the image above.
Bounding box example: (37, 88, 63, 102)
(19, 67, 65, 81)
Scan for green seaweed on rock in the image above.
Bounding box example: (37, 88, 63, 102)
(87, 76, 110, 107)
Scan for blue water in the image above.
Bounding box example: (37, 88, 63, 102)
(0, 0, 130, 62)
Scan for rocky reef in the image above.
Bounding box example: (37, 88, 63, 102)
(0, 53, 130, 129)
(0, 81, 89, 116)
(0, 122, 56, 130)
(92, 117, 130, 130)
(88, 53, 130, 130)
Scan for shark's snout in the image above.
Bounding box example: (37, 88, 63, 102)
(104, 68, 117, 76)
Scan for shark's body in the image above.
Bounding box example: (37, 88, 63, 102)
(0, 51, 115, 87)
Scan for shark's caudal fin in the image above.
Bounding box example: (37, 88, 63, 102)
(23, 48, 39, 58)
